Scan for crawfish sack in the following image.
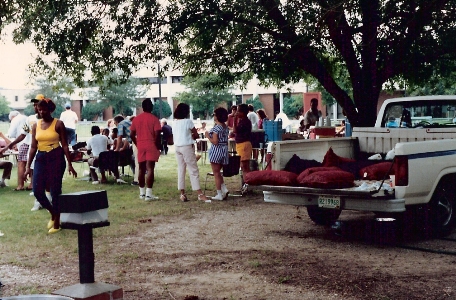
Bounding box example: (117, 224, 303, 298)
(298, 170, 355, 189)
(244, 170, 298, 186)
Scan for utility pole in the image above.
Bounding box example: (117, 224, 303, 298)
(158, 63, 163, 119)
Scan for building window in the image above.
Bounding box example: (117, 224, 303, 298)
(15, 96, 18, 102)
(147, 77, 167, 84)
(171, 76, 184, 83)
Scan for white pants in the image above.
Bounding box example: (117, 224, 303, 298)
(175, 144, 201, 191)
(132, 143, 139, 182)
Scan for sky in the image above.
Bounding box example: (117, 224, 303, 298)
(0, 36, 38, 90)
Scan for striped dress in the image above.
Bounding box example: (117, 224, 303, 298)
(208, 124, 229, 165)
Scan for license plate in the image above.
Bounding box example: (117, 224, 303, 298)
(318, 196, 341, 209)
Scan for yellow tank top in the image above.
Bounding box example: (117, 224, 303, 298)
(36, 118, 60, 152)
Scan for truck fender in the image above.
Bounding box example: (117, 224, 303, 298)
(427, 168, 456, 204)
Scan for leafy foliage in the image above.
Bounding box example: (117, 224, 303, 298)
(81, 101, 106, 121)
(86, 73, 148, 116)
(245, 96, 263, 111)
(152, 100, 172, 119)
(25, 77, 75, 118)
(0, 94, 10, 121)
(406, 63, 456, 96)
(6, 1, 456, 126)
(282, 95, 304, 120)
(174, 74, 234, 119)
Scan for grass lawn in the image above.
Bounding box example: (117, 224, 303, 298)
(0, 140, 243, 284)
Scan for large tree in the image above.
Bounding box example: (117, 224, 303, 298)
(175, 74, 234, 119)
(6, 0, 456, 126)
(86, 73, 148, 117)
(0, 94, 10, 121)
(24, 77, 75, 117)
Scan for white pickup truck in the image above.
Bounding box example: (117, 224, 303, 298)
(249, 95, 456, 237)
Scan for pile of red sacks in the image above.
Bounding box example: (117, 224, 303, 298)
(244, 148, 394, 189)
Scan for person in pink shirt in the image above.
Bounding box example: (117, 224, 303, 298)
(130, 98, 162, 201)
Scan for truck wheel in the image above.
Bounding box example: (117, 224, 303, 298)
(429, 180, 456, 237)
(306, 206, 342, 226)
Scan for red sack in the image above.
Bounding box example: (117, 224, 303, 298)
(244, 170, 298, 186)
(297, 166, 341, 183)
(298, 170, 355, 189)
(322, 147, 355, 167)
(359, 161, 394, 180)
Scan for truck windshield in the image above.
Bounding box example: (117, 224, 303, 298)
(381, 100, 456, 128)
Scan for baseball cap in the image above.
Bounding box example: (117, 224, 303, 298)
(65, 103, 71, 108)
(31, 94, 45, 103)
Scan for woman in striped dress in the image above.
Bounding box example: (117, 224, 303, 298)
(205, 107, 229, 200)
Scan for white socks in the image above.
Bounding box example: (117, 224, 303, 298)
(146, 188, 152, 197)
(221, 183, 228, 194)
(139, 187, 145, 196)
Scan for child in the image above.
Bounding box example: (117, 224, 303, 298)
(205, 107, 230, 200)
(233, 103, 252, 176)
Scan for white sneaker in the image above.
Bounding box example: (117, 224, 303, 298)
(31, 201, 42, 211)
(145, 195, 159, 201)
(211, 194, 224, 201)
(139, 194, 145, 199)
(92, 181, 100, 185)
(29, 191, 34, 196)
(116, 178, 127, 184)
(221, 186, 229, 199)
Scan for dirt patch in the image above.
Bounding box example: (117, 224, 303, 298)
(1, 195, 456, 299)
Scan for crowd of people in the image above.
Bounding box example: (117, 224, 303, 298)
(0, 95, 330, 234)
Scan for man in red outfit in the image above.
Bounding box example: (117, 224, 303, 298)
(130, 98, 162, 201)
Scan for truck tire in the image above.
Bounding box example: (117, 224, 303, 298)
(429, 179, 456, 237)
(306, 206, 342, 226)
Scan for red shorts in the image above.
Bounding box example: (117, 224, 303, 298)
(137, 145, 160, 163)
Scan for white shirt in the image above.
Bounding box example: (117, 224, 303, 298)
(87, 134, 109, 157)
(247, 111, 259, 130)
(275, 112, 292, 130)
(8, 114, 28, 148)
(60, 109, 78, 129)
(173, 119, 196, 147)
(20, 114, 38, 145)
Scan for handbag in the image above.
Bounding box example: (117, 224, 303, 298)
(167, 134, 174, 145)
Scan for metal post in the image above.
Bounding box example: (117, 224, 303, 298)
(158, 63, 162, 119)
(77, 227, 95, 284)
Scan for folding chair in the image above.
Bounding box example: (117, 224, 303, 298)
(92, 151, 119, 182)
(118, 148, 133, 177)
(204, 154, 242, 194)
(197, 139, 208, 165)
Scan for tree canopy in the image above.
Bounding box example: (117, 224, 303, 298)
(0, 94, 10, 121)
(174, 75, 234, 119)
(25, 77, 75, 118)
(5, 0, 456, 126)
(152, 99, 172, 119)
(86, 74, 147, 117)
(245, 96, 263, 112)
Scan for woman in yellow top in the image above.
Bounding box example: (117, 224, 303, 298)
(24, 99, 77, 234)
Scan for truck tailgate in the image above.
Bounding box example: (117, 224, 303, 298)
(249, 184, 405, 212)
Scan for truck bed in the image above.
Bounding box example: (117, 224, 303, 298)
(253, 127, 456, 213)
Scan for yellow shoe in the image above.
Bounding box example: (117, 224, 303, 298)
(48, 228, 62, 234)
(47, 219, 54, 229)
